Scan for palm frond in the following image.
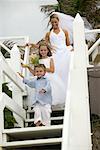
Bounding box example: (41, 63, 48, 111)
(0, 40, 16, 58)
(40, 4, 60, 17)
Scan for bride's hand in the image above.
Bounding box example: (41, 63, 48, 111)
(25, 43, 39, 49)
(67, 45, 74, 51)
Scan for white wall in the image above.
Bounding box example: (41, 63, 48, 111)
(0, 0, 57, 43)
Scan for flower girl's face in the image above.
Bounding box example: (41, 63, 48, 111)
(51, 18, 59, 29)
(39, 46, 48, 58)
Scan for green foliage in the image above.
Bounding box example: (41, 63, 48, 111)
(2, 83, 17, 129)
(57, 0, 100, 27)
(1, 40, 15, 58)
(2, 83, 12, 97)
(91, 114, 100, 150)
(40, 4, 60, 17)
(4, 108, 17, 129)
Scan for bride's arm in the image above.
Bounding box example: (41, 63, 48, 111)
(63, 30, 70, 46)
(46, 58, 55, 73)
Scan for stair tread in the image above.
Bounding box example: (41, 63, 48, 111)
(3, 137, 62, 148)
(27, 105, 64, 113)
(3, 125, 63, 140)
(25, 116, 64, 122)
(3, 125, 63, 133)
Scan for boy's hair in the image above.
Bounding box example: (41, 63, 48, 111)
(38, 40, 52, 58)
(34, 64, 46, 72)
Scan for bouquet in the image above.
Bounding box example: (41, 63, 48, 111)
(29, 54, 39, 65)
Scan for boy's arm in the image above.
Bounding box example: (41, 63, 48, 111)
(18, 72, 35, 88)
(23, 78, 35, 88)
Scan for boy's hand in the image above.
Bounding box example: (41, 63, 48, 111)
(39, 89, 46, 94)
(17, 72, 24, 78)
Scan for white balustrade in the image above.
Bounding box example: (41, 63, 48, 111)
(62, 13, 92, 150)
(0, 53, 26, 129)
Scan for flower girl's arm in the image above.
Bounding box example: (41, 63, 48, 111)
(21, 63, 35, 75)
(46, 58, 55, 73)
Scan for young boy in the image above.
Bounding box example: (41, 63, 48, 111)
(18, 64, 52, 126)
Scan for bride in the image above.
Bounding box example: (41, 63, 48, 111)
(45, 13, 73, 94)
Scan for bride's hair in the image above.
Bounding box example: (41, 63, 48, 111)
(49, 14, 59, 22)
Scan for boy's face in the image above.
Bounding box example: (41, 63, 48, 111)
(34, 67, 45, 77)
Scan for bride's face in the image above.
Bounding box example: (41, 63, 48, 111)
(51, 18, 59, 29)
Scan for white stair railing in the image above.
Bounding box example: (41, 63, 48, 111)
(0, 35, 30, 75)
(86, 30, 100, 64)
(0, 35, 31, 108)
(0, 53, 26, 122)
(89, 39, 100, 65)
(0, 53, 26, 148)
(62, 13, 92, 150)
(0, 93, 26, 145)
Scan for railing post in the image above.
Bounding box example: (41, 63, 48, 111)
(10, 44, 24, 127)
(11, 44, 21, 73)
(23, 36, 30, 77)
(0, 55, 3, 95)
(0, 55, 4, 148)
(62, 13, 92, 150)
(0, 94, 4, 148)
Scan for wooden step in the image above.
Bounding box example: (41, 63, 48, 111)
(25, 116, 64, 123)
(3, 125, 63, 141)
(25, 116, 64, 126)
(3, 137, 62, 149)
(26, 107, 64, 120)
(27, 106, 64, 113)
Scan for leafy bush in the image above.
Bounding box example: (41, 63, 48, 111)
(2, 83, 17, 129)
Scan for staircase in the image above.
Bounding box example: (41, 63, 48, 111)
(2, 108, 64, 150)
(0, 14, 100, 150)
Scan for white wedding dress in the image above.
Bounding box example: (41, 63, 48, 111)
(39, 57, 66, 107)
(49, 28, 72, 90)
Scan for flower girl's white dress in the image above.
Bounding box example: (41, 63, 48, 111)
(39, 57, 66, 107)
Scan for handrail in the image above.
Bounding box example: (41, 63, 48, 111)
(0, 93, 26, 121)
(0, 54, 25, 92)
(88, 38, 100, 55)
(0, 35, 29, 56)
(85, 29, 100, 34)
(0, 36, 29, 41)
